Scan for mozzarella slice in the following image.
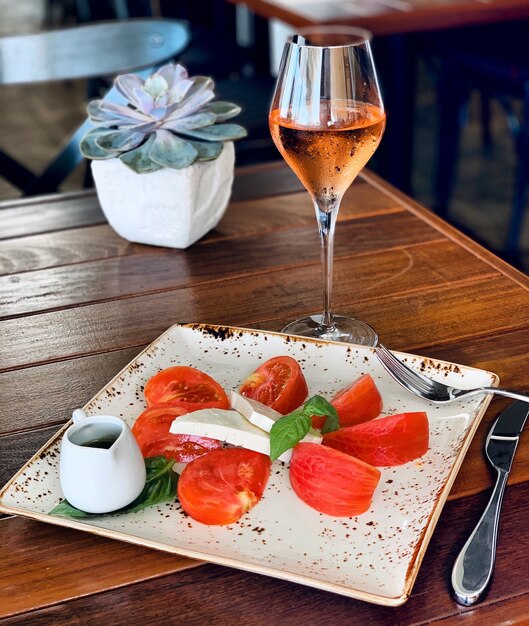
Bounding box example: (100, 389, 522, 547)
(229, 391, 282, 432)
(230, 390, 323, 444)
(302, 430, 323, 444)
(169, 408, 293, 462)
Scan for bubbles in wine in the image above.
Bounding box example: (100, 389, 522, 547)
(269, 101, 386, 209)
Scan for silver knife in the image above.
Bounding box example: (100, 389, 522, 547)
(451, 400, 529, 606)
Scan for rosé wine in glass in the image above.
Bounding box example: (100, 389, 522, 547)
(269, 27, 385, 345)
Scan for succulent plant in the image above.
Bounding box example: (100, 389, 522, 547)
(81, 64, 246, 173)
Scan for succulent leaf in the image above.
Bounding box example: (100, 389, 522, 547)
(115, 121, 158, 134)
(156, 63, 187, 89)
(177, 123, 247, 142)
(95, 130, 145, 152)
(80, 129, 118, 159)
(131, 88, 155, 115)
(168, 78, 194, 105)
(82, 63, 245, 169)
(203, 101, 242, 121)
(187, 76, 215, 95)
(149, 130, 198, 169)
(115, 74, 148, 111)
(119, 135, 162, 173)
(152, 64, 193, 105)
(89, 100, 150, 125)
(144, 75, 169, 100)
(187, 139, 224, 161)
(164, 86, 215, 120)
(161, 112, 216, 132)
(87, 100, 111, 123)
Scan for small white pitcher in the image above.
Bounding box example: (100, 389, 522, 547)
(59, 409, 146, 514)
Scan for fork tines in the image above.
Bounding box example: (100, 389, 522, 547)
(375, 344, 435, 393)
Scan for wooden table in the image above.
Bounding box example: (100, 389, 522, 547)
(2, 162, 529, 624)
(235, 0, 529, 36)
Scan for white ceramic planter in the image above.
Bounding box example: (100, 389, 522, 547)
(91, 142, 235, 249)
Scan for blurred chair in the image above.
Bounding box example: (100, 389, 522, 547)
(161, 0, 278, 165)
(74, 0, 157, 21)
(43, 0, 157, 25)
(0, 18, 189, 195)
(214, 76, 277, 166)
(431, 22, 529, 257)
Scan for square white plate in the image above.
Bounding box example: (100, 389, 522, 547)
(0, 324, 497, 606)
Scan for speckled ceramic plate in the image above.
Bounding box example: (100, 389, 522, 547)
(0, 324, 498, 606)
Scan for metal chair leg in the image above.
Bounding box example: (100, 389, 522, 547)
(480, 91, 493, 149)
(0, 150, 36, 191)
(505, 86, 529, 256)
(434, 68, 469, 218)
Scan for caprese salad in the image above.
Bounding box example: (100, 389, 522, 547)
(131, 356, 429, 526)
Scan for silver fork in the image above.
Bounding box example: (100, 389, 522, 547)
(375, 343, 529, 404)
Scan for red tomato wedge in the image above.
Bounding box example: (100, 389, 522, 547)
(132, 405, 221, 463)
(289, 443, 381, 517)
(239, 356, 308, 415)
(311, 374, 383, 429)
(323, 411, 429, 466)
(177, 448, 271, 525)
(144, 366, 229, 411)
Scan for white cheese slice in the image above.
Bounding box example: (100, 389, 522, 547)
(299, 429, 323, 444)
(230, 390, 323, 444)
(229, 391, 283, 432)
(169, 408, 293, 462)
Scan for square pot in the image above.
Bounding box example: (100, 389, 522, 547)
(91, 141, 235, 248)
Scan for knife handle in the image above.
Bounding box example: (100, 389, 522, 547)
(451, 469, 508, 606)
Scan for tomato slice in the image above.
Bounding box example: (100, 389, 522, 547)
(239, 356, 308, 415)
(323, 411, 429, 466)
(177, 448, 271, 525)
(144, 366, 229, 411)
(311, 374, 382, 429)
(289, 443, 380, 516)
(132, 405, 221, 463)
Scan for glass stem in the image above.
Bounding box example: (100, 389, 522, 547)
(315, 201, 339, 329)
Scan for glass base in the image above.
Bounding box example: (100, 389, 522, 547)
(281, 315, 378, 346)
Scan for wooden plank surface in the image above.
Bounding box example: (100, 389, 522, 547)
(0, 348, 144, 435)
(0, 212, 445, 319)
(2, 162, 529, 624)
(0, 516, 202, 620)
(0, 249, 504, 371)
(0, 162, 304, 241)
(2, 482, 529, 623)
(0, 179, 400, 276)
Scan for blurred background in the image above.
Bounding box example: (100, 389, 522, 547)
(1, 1, 528, 271)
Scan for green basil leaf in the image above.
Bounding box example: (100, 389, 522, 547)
(269, 411, 311, 461)
(145, 456, 177, 483)
(49, 456, 178, 519)
(303, 395, 332, 417)
(49, 500, 90, 518)
(303, 395, 340, 434)
(320, 412, 340, 434)
(127, 462, 178, 513)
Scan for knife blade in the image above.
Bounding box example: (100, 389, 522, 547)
(451, 401, 529, 606)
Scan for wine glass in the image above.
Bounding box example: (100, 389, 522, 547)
(269, 27, 386, 345)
